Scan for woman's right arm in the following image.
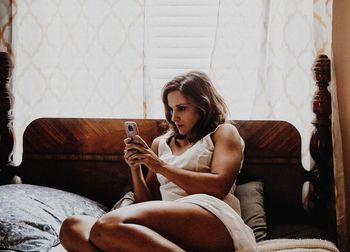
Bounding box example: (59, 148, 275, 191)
(124, 137, 161, 202)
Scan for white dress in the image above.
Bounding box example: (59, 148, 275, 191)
(156, 126, 257, 252)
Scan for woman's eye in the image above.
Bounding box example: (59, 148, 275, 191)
(178, 106, 186, 111)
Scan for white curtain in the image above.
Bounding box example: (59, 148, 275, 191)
(8, 0, 332, 169)
(10, 0, 145, 164)
(144, 0, 332, 170)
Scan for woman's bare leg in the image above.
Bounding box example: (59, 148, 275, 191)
(59, 212, 185, 252)
(59, 215, 100, 252)
(60, 200, 233, 252)
(89, 201, 233, 252)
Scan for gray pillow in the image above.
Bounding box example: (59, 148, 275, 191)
(0, 184, 109, 251)
(234, 181, 267, 242)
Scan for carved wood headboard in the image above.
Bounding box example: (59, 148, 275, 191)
(18, 118, 304, 216)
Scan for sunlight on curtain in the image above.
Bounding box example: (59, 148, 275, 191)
(144, 0, 333, 171)
(11, 0, 144, 164)
(7, 0, 334, 175)
(210, 0, 332, 170)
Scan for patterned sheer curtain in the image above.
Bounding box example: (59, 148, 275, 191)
(0, 0, 347, 249)
(8, 0, 145, 164)
(211, 0, 331, 169)
(144, 0, 330, 170)
(3, 0, 331, 168)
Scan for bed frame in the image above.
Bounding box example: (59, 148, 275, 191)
(0, 52, 337, 243)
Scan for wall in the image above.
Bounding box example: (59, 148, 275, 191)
(332, 0, 350, 251)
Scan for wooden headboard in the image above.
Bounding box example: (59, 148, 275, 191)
(18, 119, 303, 216)
(0, 52, 336, 242)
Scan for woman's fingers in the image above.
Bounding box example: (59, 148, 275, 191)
(125, 146, 145, 155)
(123, 137, 132, 144)
(123, 136, 154, 169)
(134, 135, 149, 148)
(124, 149, 140, 159)
(123, 136, 149, 154)
(124, 152, 141, 168)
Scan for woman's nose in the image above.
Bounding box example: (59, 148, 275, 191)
(171, 111, 178, 122)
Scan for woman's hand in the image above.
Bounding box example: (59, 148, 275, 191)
(123, 137, 145, 169)
(124, 136, 161, 202)
(124, 136, 165, 173)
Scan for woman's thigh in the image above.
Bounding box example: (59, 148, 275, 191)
(100, 200, 233, 252)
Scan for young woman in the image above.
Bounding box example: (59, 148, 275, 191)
(59, 71, 257, 251)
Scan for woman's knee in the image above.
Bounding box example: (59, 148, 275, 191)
(60, 216, 79, 235)
(89, 213, 125, 249)
(59, 216, 84, 245)
(60, 215, 98, 246)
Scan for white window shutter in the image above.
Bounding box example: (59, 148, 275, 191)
(144, 0, 220, 118)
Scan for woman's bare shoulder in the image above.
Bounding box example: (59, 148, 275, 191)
(212, 123, 241, 145)
(151, 134, 168, 154)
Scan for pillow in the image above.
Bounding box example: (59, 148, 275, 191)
(268, 223, 328, 240)
(0, 184, 109, 252)
(234, 181, 267, 242)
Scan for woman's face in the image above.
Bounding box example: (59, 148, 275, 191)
(167, 90, 200, 136)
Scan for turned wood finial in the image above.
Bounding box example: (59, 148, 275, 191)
(0, 52, 15, 183)
(310, 54, 333, 193)
(309, 54, 336, 242)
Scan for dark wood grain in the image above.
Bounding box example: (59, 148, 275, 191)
(310, 54, 336, 241)
(235, 120, 308, 223)
(18, 118, 308, 223)
(17, 118, 167, 206)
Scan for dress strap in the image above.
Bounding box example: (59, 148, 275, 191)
(158, 133, 172, 156)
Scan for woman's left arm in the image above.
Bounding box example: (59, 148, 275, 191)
(130, 124, 243, 199)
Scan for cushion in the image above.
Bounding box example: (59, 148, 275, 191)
(234, 181, 267, 242)
(0, 184, 109, 251)
(268, 223, 328, 240)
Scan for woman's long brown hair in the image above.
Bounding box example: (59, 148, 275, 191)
(161, 71, 228, 143)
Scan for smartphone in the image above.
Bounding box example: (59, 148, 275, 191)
(124, 121, 139, 143)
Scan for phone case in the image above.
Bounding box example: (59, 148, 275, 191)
(124, 121, 139, 142)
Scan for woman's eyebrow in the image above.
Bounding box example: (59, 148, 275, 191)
(169, 102, 192, 109)
(169, 103, 187, 109)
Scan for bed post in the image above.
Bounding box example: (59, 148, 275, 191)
(310, 54, 337, 242)
(0, 52, 15, 184)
